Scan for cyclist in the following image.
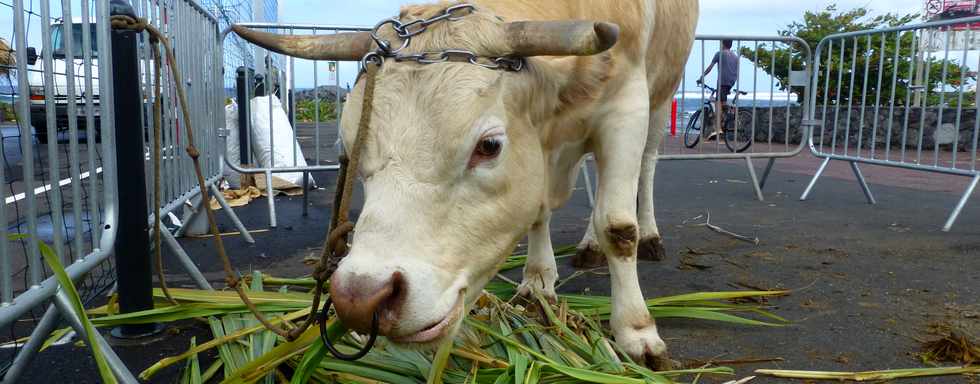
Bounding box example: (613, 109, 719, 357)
(697, 39, 739, 140)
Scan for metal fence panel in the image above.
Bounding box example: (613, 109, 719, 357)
(802, 16, 980, 231)
(0, 0, 119, 377)
(660, 35, 813, 162)
(584, 35, 813, 203)
(220, 23, 370, 227)
(132, 0, 226, 223)
(1, 0, 236, 380)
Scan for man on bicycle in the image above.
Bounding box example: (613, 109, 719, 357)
(697, 39, 739, 140)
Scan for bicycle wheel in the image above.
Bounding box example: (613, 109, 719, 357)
(724, 109, 755, 153)
(684, 108, 705, 148)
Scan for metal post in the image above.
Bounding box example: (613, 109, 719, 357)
(110, 0, 160, 338)
(266, 169, 277, 227)
(581, 158, 595, 209)
(2, 305, 60, 383)
(943, 174, 979, 232)
(800, 157, 831, 201)
(288, 88, 295, 127)
(209, 183, 255, 244)
(158, 223, 214, 290)
(235, 66, 252, 164)
(849, 161, 877, 205)
(745, 157, 765, 202)
(302, 172, 310, 217)
(759, 158, 776, 190)
(52, 292, 140, 384)
(255, 73, 266, 97)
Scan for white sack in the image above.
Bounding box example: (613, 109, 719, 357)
(249, 95, 308, 186)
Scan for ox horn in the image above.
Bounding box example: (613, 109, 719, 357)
(505, 20, 620, 57)
(231, 25, 374, 61)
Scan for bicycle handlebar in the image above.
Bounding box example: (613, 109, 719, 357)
(695, 82, 748, 96)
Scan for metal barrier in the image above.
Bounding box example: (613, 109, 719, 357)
(0, 0, 129, 381)
(128, 0, 252, 288)
(220, 23, 370, 227)
(582, 35, 814, 203)
(1, 0, 238, 381)
(801, 16, 980, 231)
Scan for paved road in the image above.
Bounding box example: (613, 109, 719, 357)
(9, 121, 980, 382)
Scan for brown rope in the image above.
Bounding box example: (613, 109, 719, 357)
(314, 64, 378, 283)
(149, 31, 176, 305)
(110, 16, 382, 343)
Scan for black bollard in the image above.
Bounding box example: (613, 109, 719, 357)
(109, 0, 161, 339)
(235, 66, 252, 164)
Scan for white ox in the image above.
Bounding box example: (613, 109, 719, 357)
(234, 0, 698, 367)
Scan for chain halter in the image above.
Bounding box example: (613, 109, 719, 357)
(360, 4, 525, 72)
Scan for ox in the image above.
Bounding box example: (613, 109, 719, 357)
(234, 0, 698, 367)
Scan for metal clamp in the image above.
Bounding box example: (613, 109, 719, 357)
(801, 119, 823, 127)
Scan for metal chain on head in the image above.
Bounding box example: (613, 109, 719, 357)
(361, 3, 525, 72)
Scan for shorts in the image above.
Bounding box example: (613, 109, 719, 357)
(719, 85, 733, 103)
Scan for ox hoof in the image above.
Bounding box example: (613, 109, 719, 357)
(615, 324, 671, 370)
(516, 275, 557, 304)
(637, 236, 666, 261)
(571, 244, 606, 268)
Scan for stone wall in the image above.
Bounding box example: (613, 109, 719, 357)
(743, 106, 980, 152)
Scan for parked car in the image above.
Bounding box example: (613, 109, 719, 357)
(27, 18, 100, 144)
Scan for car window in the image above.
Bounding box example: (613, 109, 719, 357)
(51, 23, 98, 57)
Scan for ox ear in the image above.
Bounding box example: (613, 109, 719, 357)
(504, 20, 619, 57)
(231, 25, 374, 61)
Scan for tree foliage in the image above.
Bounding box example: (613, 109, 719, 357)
(293, 99, 337, 123)
(739, 4, 975, 106)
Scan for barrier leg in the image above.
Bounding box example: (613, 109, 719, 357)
(266, 170, 277, 228)
(759, 157, 776, 191)
(52, 292, 139, 384)
(850, 161, 876, 205)
(158, 223, 214, 291)
(302, 171, 309, 217)
(172, 197, 202, 238)
(3, 305, 60, 383)
(581, 157, 595, 209)
(800, 157, 831, 201)
(745, 157, 765, 202)
(209, 183, 255, 244)
(943, 174, 979, 232)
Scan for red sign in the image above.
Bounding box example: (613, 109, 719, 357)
(927, 0, 980, 31)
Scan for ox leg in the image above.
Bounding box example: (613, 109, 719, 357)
(638, 103, 667, 261)
(517, 208, 558, 302)
(593, 77, 670, 370)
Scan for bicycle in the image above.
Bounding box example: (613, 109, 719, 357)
(683, 83, 754, 153)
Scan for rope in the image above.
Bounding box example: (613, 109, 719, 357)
(314, 64, 378, 283)
(149, 29, 176, 305)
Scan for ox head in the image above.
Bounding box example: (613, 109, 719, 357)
(234, 3, 618, 347)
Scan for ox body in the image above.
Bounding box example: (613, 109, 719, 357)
(233, 0, 698, 367)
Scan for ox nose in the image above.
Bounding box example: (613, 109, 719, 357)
(328, 271, 405, 334)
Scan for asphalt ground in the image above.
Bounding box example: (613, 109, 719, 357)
(7, 121, 979, 383)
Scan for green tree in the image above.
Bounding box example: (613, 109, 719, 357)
(740, 4, 974, 107)
(294, 99, 337, 122)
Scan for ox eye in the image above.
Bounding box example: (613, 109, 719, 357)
(469, 135, 504, 168)
(476, 137, 502, 157)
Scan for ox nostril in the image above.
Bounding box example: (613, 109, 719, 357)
(328, 271, 406, 335)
